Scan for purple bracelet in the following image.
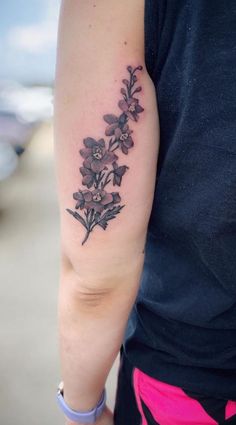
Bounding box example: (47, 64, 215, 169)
(57, 382, 106, 424)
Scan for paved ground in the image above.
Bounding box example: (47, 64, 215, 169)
(0, 124, 118, 425)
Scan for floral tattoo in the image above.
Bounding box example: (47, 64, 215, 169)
(67, 65, 144, 245)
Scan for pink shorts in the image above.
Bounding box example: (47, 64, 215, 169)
(133, 367, 236, 425)
(114, 350, 236, 425)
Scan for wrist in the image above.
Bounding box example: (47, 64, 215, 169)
(57, 382, 107, 424)
(65, 406, 110, 425)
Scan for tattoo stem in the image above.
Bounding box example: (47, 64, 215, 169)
(84, 209, 90, 229)
(89, 209, 95, 226)
(108, 139, 119, 152)
(110, 145, 120, 153)
(81, 230, 91, 245)
(101, 170, 114, 189)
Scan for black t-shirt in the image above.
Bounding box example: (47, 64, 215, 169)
(123, 0, 236, 399)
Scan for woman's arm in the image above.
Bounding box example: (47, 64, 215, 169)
(54, 1, 159, 423)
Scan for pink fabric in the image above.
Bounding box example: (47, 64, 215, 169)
(133, 368, 148, 425)
(225, 400, 236, 420)
(133, 368, 219, 425)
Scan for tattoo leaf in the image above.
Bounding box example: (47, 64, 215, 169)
(66, 209, 87, 229)
(112, 163, 129, 186)
(97, 205, 124, 230)
(96, 219, 108, 230)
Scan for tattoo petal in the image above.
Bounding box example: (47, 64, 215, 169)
(82, 175, 94, 188)
(114, 128, 122, 139)
(103, 114, 118, 124)
(136, 104, 144, 113)
(97, 138, 106, 147)
(83, 159, 92, 169)
(84, 137, 97, 148)
(123, 138, 134, 148)
(111, 192, 121, 203)
(90, 160, 104, 173)
(101, 192, 113, 205)
(105, 123, 119, 136)
(83, 191, 92, 202)
(118, 99, 128, 113)
(80, 148, 92, 158)
(121, 145, 129, 155)
(102, 151, 118, 164)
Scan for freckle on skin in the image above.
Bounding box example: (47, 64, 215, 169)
(124, 41, 127, 45)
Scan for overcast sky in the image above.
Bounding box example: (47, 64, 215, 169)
(0, 0, 60, 84)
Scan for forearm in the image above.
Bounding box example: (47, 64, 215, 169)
(59, 258, 144, 415)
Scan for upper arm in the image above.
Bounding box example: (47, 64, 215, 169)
(54, 0, 159, 289)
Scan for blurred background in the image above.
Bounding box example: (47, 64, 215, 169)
(0, 1, 117, 424)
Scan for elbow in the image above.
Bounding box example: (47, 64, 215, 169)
(59, 248, 143, 311)
(59, 229, 145, 307)
(60, 251, 123, 305)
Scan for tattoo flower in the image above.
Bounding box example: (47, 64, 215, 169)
(118, 98, 144, 122)
(67, 65, 144, 245)
(80, 137, 117, 173)
(103, 114, 127, 137)
(82, 189, 115, 213)
(103, 115, 133, 154)
(73, 190, 92, 209)
(114, 124, 134, 154)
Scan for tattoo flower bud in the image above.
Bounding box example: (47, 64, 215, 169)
(118, 98, 144, 122)
(80, 137, 117, 173)
(112, 162, 129, 186)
